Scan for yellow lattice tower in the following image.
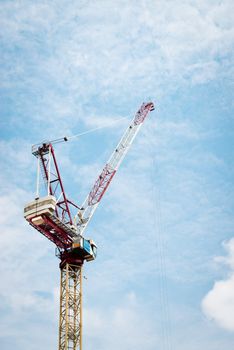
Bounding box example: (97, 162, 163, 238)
(58, 257, 83, 350)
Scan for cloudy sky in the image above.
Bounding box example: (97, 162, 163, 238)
(0, 1, 234, 349)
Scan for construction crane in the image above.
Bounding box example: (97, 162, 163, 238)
(24, 102, 154, 350)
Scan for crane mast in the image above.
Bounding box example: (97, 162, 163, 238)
(24, 102, 154, 350)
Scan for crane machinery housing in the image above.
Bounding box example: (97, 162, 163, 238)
(24, 102, 155, 350)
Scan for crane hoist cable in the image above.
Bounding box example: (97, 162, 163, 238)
(151, 152, 173, 350)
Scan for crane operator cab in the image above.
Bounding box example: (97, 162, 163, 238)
(72, 237, 97, 262)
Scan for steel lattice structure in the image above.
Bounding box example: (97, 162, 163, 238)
(24, 102, 155, 350)
(75, 102, 155, 236)
(59, 261, 82, 350)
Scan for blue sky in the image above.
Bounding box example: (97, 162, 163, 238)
(0, 1, 234, 349)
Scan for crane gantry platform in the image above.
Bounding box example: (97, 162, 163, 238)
(24, 102, 155, 350)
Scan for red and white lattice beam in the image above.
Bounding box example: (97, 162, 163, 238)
(75, 102, 154, 236)
(33, 143, 78, 226)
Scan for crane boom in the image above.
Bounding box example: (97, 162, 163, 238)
(75, 102, 154, 236)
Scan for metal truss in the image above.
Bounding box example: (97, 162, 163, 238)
(58, 262, 82, 350)
(75, 102, 155, 236)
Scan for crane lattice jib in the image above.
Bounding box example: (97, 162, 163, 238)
(75, 102, 154, 236)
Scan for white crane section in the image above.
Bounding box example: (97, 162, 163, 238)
(75, 102, 154, 237)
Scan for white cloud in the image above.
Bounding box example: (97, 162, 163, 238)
(202, 238, 234, 331)
(1, 0, 233, 118)
(83, 292, 157, 350)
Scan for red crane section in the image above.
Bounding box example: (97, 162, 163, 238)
(34, 143, 73, 224)
(88, 165, 116, 206)
(25, 143, 79, 249)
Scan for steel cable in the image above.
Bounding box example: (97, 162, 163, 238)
(151, 151, 173, 350)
